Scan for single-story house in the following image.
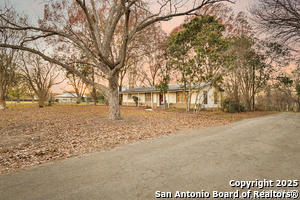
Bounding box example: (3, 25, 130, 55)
(55, 92, 87, 103)
(120, 83, 224, 109)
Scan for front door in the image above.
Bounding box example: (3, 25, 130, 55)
(159, 93, 163, 106)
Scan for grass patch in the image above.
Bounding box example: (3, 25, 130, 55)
(221, 116, 230, 119)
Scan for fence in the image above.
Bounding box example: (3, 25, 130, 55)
(6, 98, 37, 102)
(227, 102, 250, 113)
(225, 101, 297, 112)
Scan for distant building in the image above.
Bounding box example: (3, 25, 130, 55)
(55, 92, 87, 103)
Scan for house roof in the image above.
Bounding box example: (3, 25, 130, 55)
(55, 92, 87, 98)
(120, 83, 224, 94)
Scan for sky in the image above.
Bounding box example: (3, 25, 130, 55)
(1, 0, 254, 32)
(0, 0, 256, 93)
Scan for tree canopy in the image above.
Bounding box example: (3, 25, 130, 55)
(0, 0, 233, 119)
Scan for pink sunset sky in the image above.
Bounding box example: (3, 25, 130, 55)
(1, 0, 257, 93)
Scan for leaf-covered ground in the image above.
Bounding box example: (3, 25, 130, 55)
(0, 105, 275, 175)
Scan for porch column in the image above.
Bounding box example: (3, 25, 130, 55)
(127, 94, 128, 106)
(138, 93, 139, 107)
(168, 91, 169, 108)
(151, 92, 153, 108)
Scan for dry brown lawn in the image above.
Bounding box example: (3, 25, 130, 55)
(0, 104, 275, 175)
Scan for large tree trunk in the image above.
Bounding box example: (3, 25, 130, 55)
(0, 85, 6, 109)
(93, 95, 97, 106)
(267, 85, 271, 111)
(119, 80, 123, 93)
(76, 96, 81, 104)
(92, 87, 97, 106)
(38, 96, 45, 108)
(118, 85, 123, 106)
(0, 94, 6, 110)
(245, 93, 251, 111)
(187, 82, 192, 111)
(183, 80, 189, 112)
(108, 74, 121, 120)
(163, 92, 167, 110)
(298, 96, 300, 111)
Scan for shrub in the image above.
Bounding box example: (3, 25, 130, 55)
(47, 101, 52, 106)
(222, 98, 230, 111)
(222, 98, 245, 113)
(255, 104, 264, 111)
(132, 96, 139, 106)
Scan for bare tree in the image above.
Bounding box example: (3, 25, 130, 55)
(88, 86, 98, 105)
(19, 52, 61, 107)
(8, 72, 27, 102)
(65, 64, 87, 104)
(225, 34, 291, 111)
(0, 0, 233, 119)
(86, 67, 98, 106)
(250, 0, 300, 53)
(0, 8, 25, 109)
(0, 48, 17, 109)
(119, 55, 136, 90)
(118, 43, 145, 91)
(275, 66, 300, 111)
(138, 23, 167, 87)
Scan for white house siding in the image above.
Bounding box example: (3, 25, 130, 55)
(140, 94, 145, 103)
(123, 94, 129, 102)
(58, 98, 76, 103)
(191, 86, 221, 109)
(168, 92, 177, 104)
(55, 92, 87, 103)
(123, 93, 135, 103)
(56, 97, 86, 103)
(191, 91, 197, 103)
(153, 93, 158, 103)
(123, 93, 159, 106)
(154, 93, 158, 106)
(123, 93, 139, 103)
(156, 93, 159, 106)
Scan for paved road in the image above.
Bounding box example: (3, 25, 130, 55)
(1, 113, 299, 200)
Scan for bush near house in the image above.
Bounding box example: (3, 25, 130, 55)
(222, 99, 246, 113)
(132, 96, 139, 106)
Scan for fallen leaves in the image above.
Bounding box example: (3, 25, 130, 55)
(0, 105, 274, 175)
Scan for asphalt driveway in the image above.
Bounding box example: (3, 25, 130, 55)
(0, 112, 299, 199)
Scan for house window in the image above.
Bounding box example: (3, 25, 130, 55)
(203, 91, 208, 105)
(128, 94, 132, 99)
(177, 92, 188, 103)
(145, 93, 152, 102)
